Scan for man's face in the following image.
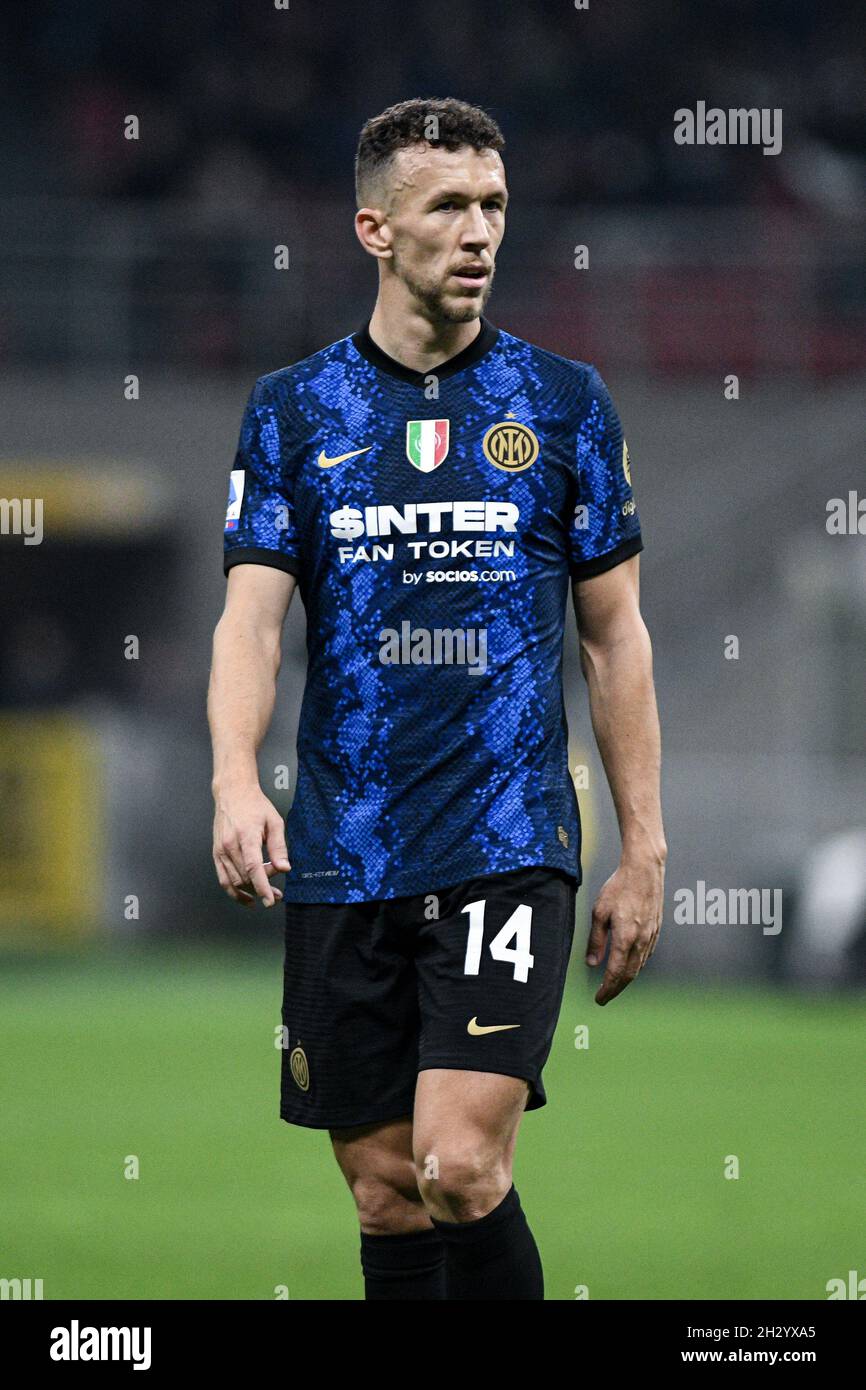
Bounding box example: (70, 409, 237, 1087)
(379, 144, 507, 323)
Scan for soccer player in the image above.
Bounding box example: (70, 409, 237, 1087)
(208, 98, 665, 1301)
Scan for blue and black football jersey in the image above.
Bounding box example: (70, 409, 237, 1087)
(223, 319, 642, 903)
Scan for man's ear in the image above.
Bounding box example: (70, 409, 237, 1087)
(355, 208, 393, 260)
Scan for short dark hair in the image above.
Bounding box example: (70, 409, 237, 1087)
(355, 97, 505, 206)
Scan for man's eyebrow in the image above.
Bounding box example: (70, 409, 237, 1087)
(425, 186, 508, 204)
(425, 187, 467, 203)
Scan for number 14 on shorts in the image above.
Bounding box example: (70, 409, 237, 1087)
(462, 900, 535, 983)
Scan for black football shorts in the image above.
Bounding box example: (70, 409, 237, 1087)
(279, 864, 577, 1129)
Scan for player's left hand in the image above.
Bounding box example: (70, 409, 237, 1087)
(585, 857, 664, 1005)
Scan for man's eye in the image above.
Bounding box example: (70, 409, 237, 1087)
(436, 201, 456, 211)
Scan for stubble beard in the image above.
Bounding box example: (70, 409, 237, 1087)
(395, 253, 494, 325)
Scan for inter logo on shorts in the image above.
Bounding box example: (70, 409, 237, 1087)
(406, 419, 449, 472)
(289, 1045, 310, 1091)
(482, 421, 539, 473)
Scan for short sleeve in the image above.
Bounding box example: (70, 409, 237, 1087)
(569, 365, 643, 580)
(223, 377, 301, 577)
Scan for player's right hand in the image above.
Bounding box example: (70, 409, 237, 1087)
(212, 786, 291, 908)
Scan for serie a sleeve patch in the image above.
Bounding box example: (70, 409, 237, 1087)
(224, 469, 245, 532)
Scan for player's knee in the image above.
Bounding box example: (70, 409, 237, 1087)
(414, 1142, 510, 1222)
(347, 1173, 419, 1234)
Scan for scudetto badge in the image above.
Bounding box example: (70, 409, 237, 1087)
(406, 419, 449, 472)
(482, 421, 539, 473)
(289, 1045, 310, 1091)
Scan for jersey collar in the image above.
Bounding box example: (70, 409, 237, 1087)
(352, 316, 499, 385)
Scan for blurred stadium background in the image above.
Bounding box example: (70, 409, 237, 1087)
(1, 1, 864, 1299)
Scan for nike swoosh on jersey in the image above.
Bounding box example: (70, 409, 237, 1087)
(467, 1017, 521, 1036)
(317, 445, 373, 467)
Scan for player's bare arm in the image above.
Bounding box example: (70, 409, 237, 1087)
(208, 564, 295, 907)
(573, 554, 666, 1005)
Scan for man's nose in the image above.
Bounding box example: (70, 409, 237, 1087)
(460, 205, 492, 248)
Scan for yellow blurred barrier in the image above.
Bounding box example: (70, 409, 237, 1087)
(0, 714, 102, 943)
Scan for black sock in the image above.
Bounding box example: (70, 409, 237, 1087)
(430, 1184, 544, 1300)
(359, 1227, 447, 1300)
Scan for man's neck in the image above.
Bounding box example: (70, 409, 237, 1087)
(367, 298, 482, 375)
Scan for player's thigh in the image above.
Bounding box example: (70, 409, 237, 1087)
(412, 1067, 528, 1170)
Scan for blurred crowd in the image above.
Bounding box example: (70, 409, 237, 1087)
(3, 0, 865, 212)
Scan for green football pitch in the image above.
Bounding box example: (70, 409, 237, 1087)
(1, 946, 862, 1301)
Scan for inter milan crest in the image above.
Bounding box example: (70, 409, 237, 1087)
(290, 1045, 310, 1092)
(406, 419, 449, 472)
(482, 420, 539, 473)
